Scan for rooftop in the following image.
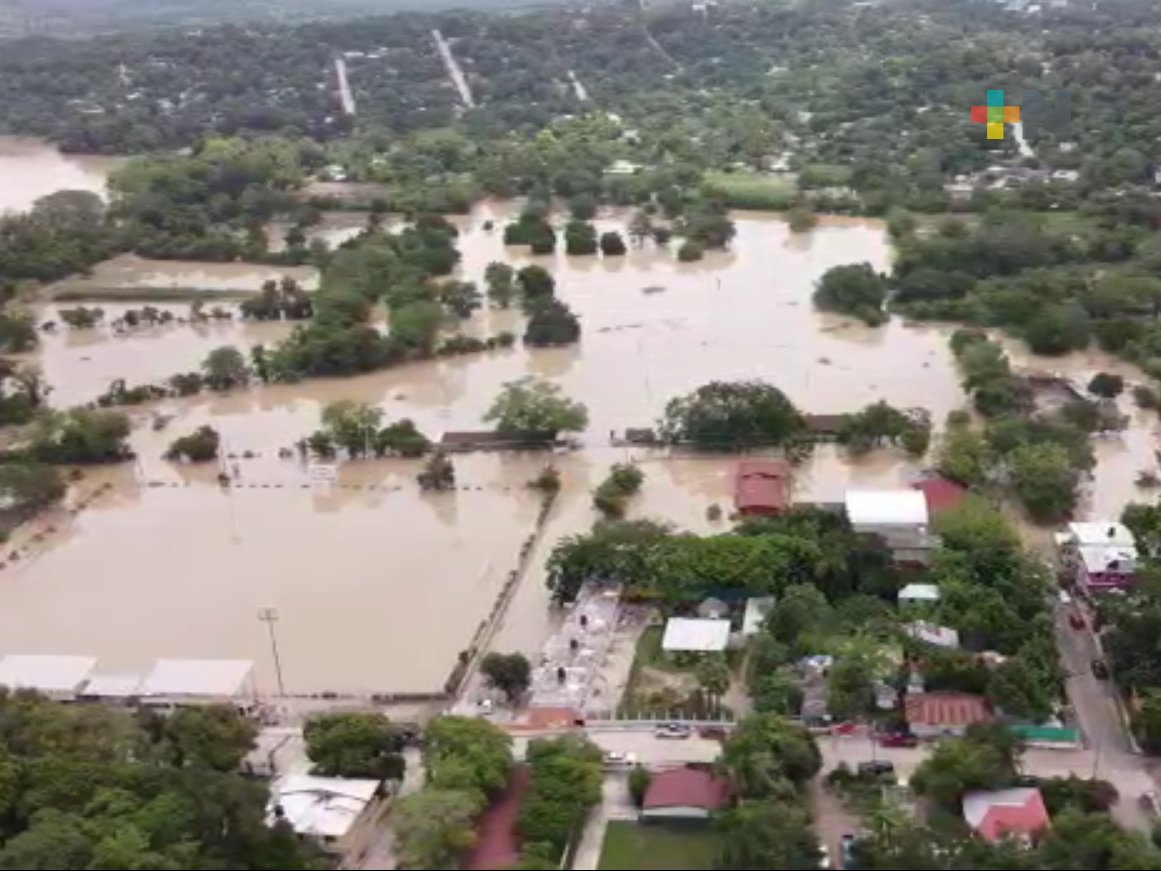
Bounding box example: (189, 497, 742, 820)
(906, 621, 960, 648)
(846, 490, 929, 527)
(82, 673, 144, 698)
(1066, 522, 1135, 547)
(898, 583, 941, 602)
(963, 787, 1050, 842)
(643, 767, 730, 811)
(1078, 544, 1137, 574)
(141, 659, 254, 698)
(742, 596, 775, 635)
(905, 692, 991, 728)
(734, 460, 792, 512)
(661, 618, 730, 653)
(270, 773, 380, 840)
(911, 477, 967, 514)
(0, 654, 97, 694)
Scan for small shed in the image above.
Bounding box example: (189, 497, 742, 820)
(0, 654, 97, 699)
(734, 460, 792, 516)
(661, 618, 730, 653)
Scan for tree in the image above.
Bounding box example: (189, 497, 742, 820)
(721, 714, 822, 794)
(1132, 691, 1161, 754)
(0, 310, 37, 353)
(304, 712, 405, 779)
(485, 377, 589, 439)
(164, 706, 257, 771)
(518, 736, 603, 853)
(26, 408, 131, 464)
(390, 300, 444, 354)
(677, 240, 704, 262)
(569, 193, 597, 220)
(987, 655, 1055, 722)
(438, 280, 482, 318)
(564, 220, 598, 255)
(517, 265, 555, 306)
(787, 207, 817, 233)
(164, 425, 220, 462)
(764, 584, 832, 653)
(814, 263, 888, 325)
(628, 766, 651, 807)
(418, 451, 456, 491)
(715, 799, 821, 870)
(394, 788, 482, 871)
(524, 298, 581, 346)
(321, 400, 383, 458)
(0, 463, 65, 511)
(424, 716, 513, 797)
(1006, 442, 1081, 523)
(599, 231, 627, 256)
(696, 655, 731, 698)
(201, 345, 249, 390)
(827, 654, 876, 722)
(629, 211, 654, 246)
(485, 262, 515, 308)
(911, 727, 1018, 810)
(480, 652, 532, 704)
(660, 380, 803, 450)
(1088, 372, 1125, 399)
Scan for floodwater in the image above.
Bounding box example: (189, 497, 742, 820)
(0, 154, 1156, 692)
(0, 137, 125, 214)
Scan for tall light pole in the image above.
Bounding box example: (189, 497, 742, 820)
(258, 608, 286, 696)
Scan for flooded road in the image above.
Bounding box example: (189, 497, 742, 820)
(0, 152, 1155, 693)
(0, 137, 125, 214)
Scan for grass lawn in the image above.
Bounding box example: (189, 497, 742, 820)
(597, 821, 719, 870)
(704, 170, 795, 209)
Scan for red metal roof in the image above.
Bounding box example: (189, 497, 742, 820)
(967, 788, 1050, 842)
(643, 768, 730, 811)
(905, 692, 991, 728)
(734, 461, 792, 512)
(912, 477, 968, 514)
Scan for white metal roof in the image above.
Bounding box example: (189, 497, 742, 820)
(141, 659, 253, 697)
(899, 583, 941, 602)
(271, 774, 379, 839)
(906, 621, 960, 648)
(0, 655, 97, 693)
(1078, 544, 1137, 574)
(662, 618, 730, 653)
(742, 596, 775, 636)
(846, 490, 929, 527)
(82, 674, 144, 698)
(1067, 522, 1135, 547)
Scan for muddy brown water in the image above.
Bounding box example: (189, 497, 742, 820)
(1, 150, 1157, 695)
(0, 137, 125, 214)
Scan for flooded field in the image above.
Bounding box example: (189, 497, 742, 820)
(0, 136, 125, 213)
(1, 146, 1157, 692)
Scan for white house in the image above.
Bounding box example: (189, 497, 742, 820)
(269, 773, 382, 853)
(0, 654, 97, 700)
(662, 618, 730, 653)
(846, 490, 937, 564)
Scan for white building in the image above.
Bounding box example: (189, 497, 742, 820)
(742, 596, 775, 636)
(906, 621, 960, 649)
(898, 583, 941, 603)
(846, 490, 937, 564)
(0, 655, 97, 700)
(81, 673, 144, 701)
(661, 618, 730, 653)
(140, 658, 255, 708)
(269, 773, 382, 853)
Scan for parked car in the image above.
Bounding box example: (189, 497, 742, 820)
(877, 731, 919, 748)
(858, 760, 896, 778)
(603, 751, 637, 767)
(1058, 589, 1073, 606)
(1069, 611, 1086, 630)
(654, 723, 693, 739)
(699, 725, 728, 740)
(1091, 658, 1110, 679)
(840, 834, 857, 869)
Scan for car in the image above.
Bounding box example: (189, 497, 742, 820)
(1091, 658, 1110, 679)
(840, 834, 857, 870)
(877, 731, 919, 748)
(603, 751, 638, 767)
(1069, 611, 1086, 630)
(817, 845, 831, 869)
(654, 723, 693, 739)
(699, 725, 728, 740)
(858, 760, 896, 778)
(1058, 589, 1073, 606)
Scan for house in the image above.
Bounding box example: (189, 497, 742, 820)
(269, 773, 382, 854)
(801, 413, 853, 441)
(911, 476, 967, 516)
(1056, 522, 1138, 592)
(661, 618, 730, 653)
(906, 621, 960, 649)
(846, 490, 938, 565)
(139, 659, 255, 708)
(0, 654, 97, 700)
(898, 583, 941, 604)
(733, 460, 792, 516)
(905, 692, 991, 738)
(696, 597, 729, 620)
(641, 767, 730, 822)
(742, 596, 775, 635)
(963, 787, 1050, 843)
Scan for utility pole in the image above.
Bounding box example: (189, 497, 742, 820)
(258, 608, 286, 696)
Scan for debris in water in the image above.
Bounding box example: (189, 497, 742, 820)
(642, 285, 666, 294)
(817, 357, 831, 365)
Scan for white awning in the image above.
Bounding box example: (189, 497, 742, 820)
(0, 654, 97, 694)
(142, 659, 253, 698)
(662, 618, 730, 653)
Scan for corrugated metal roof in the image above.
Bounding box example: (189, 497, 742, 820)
(846, 490, 929, 526)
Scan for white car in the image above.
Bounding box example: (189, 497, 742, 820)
(654, 723, 693, 739)
(1058, 589, 1073, 606)
(603, 751, 638, 767)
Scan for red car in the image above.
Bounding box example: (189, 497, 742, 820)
(877, 732, 919, 748)
(1069, 612, 1086, 630)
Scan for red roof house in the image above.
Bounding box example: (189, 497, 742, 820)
(641, 767, 730, 821)
(905, 692, 991, 738)
(963, 787, 1050, 843)
(734, 460, 792, 516)
(911, 476, 967, 515)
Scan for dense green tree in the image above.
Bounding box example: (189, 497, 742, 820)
(164, 706, 257, 772)
(599, 231, 627, 256)
(393, 788, 482, 871)
(484, 262, 516, 308)
(304, 712, 405, 779)
(814, 263, 888, 325)
(1088, 372, 1126, 399)
(201, 346, 249, 391)
(660, 380, 802, 450)
(480, 652, 532, 704)
(518, 736, 602, 854)
(164, 425, 221, 463)
(1006, 442, 1082, 523)
(0, 463, 66, 512)
(485, 377, 588, 439)
(721, 713, 822, 794)
(424, 716, 512, 798)
(715, 799, 821, 870)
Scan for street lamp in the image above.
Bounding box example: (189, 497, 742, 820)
(258, 608, 287, 696)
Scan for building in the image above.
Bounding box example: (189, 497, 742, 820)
(269, 773, 382, 854)
(140, 658, 255, 708)
(661, 618, 730, 654)
(742, 596, 775, 636)
(911, 477, 967, 516)
(963, 787, 1050, 843)
(898, 583, 941, 604)
(0, 654, 97, 700)
(906, 621, 960, 649)
(641, 767, 730, 822)
(733, 460, 792, 516)
(1056, 522, 1138, 592)
(845, 490, 937, 565)
(801, 414, 853, 442)
(906, 692, 991, 738)
(80, 673, 144, 702)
